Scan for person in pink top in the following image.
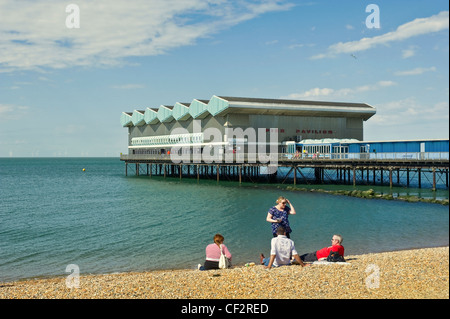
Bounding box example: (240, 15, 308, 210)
(198, 233, 232, 270)
(299, 234, 345, 262)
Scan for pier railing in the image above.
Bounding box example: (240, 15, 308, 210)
(120, 151, 449, 163)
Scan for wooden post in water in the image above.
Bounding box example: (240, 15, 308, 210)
(446, 169, 449, 188)
(432, 168, 436, 191)
(389, 168, 393, 188)
(406, 168, 410, 187)
(216, 165, 219, 183)
(293, 165, 297, 185)
(352, 167, 356, 186)
(239, 165, 242, 184)
(418, 168, 421, 188)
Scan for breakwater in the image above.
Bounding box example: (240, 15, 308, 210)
(284, 186, 449, 205)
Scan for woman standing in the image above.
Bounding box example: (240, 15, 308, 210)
(266, 196, 296, 238)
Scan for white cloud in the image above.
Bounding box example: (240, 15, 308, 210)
(394, 66, 437, 76)
(368, 98, 449, 127)
(364, 98, 450, 140)
(0, 104, 13, 115)
(288, 43, 315, 49)
(54, 124, 86, 135)
(0, 103, 29, 120)
(265, 40, 278, 45)
(282, 81, 397, 100)
(402, 45, 417, 58)
(112, 84, 145, 90)
(0, 0, 294, 72)
(311, 11, 449, 59)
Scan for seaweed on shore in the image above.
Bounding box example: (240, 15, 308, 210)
(284, 186, 449, 205)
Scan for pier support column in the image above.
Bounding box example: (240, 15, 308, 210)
(432, 168, 436, 191)
(418, 168, 421, 188)
(239, 166, 242, 184)
(446, 169, 448, 188)
(217, 165, 219, 183)
(294, 166, 297, 185)
(389, 168, 393, 188)
(352, 167, 356, 186)
(407, 168, 410, 187)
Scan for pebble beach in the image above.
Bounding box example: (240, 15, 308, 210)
(1, 246, 448, 299)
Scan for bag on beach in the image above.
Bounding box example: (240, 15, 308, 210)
(326, 250, 345, 262)
(218, 245, 229, 269)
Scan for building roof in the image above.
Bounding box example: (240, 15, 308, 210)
(173, 102, 191, 121)
(210, 96, 376, 119)
(120, 112, 133, 127)
(132, 110, 146, 126)
(121, 95, 376, 127)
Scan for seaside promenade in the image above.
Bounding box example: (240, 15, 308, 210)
(1, 246, 448, 299)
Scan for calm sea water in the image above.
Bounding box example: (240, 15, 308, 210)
(0, 158, 448, 283)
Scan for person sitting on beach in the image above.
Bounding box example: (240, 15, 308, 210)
(260, 227, 307, 269)
(198, 233, 232, 270)
(299, 234, 345, 262)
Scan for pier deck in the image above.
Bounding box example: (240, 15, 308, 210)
(120, 153, 449, 190)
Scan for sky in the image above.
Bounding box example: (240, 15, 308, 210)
(0, 0, 448, 157)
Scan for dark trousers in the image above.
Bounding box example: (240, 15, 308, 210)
(300, 252, 317, 262)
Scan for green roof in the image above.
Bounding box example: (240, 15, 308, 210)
(122, 96, 376, 127)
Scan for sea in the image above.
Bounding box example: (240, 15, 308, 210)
(0, 157, 448, 283)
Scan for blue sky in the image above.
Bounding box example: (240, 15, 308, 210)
(0, 0, 448, 157)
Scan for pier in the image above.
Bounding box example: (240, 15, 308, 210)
(120, 152, 449, 190)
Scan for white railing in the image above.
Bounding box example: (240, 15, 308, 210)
(120, 152, 449, 162)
